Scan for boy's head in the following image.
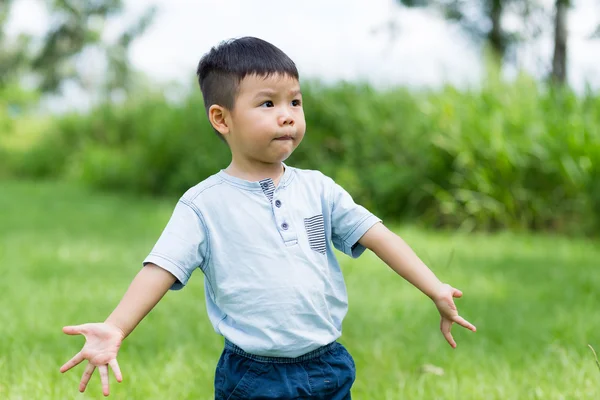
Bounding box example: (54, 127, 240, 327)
(197, 37, 305, 165)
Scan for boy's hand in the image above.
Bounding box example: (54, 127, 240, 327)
(60, 323, 125, 396)
(432, 284, 476, 348)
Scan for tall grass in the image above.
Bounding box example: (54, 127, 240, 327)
(590, 345, 600, 374)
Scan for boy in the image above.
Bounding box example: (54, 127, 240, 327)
(60, 37, 476, 399)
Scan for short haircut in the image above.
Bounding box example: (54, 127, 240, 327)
(196, 37, 299, 139)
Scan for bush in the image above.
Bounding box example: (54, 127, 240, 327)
(5, 77, 600, 234)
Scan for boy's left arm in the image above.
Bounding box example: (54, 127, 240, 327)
(358, 222, 476, 348)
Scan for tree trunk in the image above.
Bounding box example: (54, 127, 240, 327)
(488, 0, 505, 62)
(551, 0, 568, 84)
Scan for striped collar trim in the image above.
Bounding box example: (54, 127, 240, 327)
(217, 163, 294, 191)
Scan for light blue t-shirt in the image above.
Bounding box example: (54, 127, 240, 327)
(143, 165, 381, 357)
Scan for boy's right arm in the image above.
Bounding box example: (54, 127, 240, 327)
(60, 263, 176, 396)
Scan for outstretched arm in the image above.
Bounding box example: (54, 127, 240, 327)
(60, 263, 176, 396)
(104, 263, 176, 338)
(358, 223, 476, 348)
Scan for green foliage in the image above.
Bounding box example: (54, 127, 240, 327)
(12, 91, 229, 194)
(4, 77, 600, 234)
(0, 84, 42, 177)
(0, 0, 156, 94)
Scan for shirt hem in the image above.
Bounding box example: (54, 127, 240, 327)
(343, 214, 382, 258)
(143, 254, 191, 290)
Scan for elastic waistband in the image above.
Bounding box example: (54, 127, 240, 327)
(224, 339, 337, 364)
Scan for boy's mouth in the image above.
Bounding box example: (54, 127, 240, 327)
(274, 135, 294, 141)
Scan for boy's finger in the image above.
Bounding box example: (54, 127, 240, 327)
(452, 289, 463, 298)
(79, 363, 95, 392)
(63, 325, 86, 335)
(60, 352, 85, 373)
(440, 319, 457, 348)
(99, 364, 110, 396)
(453, 316, 477, 332)
(109, 359, 123, 382)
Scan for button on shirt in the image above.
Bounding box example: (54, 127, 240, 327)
(143, 165, 381, 357)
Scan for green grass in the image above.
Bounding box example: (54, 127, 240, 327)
(1, 179, 599, 399)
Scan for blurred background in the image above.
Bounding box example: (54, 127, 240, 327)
(1, 0, 599, 233)
(1, 1, 600, 399)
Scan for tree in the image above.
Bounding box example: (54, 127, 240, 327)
(0, 0, 30, 88)
(1, 0, 156, 95)
(394, 0, 533, 64)
(551, 0, 568, 84)
(396, 0, 597, 86)
(550, 0, 600, 85)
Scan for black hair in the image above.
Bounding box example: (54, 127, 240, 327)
(196, 37, 299, 139)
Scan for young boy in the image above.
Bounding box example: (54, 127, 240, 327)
(59, 37, 476, 399)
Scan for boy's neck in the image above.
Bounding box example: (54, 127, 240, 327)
(224, 160, 286, 186)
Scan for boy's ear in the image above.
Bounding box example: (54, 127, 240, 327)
(208, 105, 230, 137)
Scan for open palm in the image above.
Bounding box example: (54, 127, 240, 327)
(60, 323, 125, 396)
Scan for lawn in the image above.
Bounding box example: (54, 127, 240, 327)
(0, 179, 598, 399)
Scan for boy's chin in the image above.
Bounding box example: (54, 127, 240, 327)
(262, 149, 295, 164)
(276, 150, 295, 163)
(260, 156, 291, 165)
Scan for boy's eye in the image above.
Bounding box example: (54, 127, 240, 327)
(292, 99, 302, 106)
(260, 101, 274, 107)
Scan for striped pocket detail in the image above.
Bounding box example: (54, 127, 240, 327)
(304, 214, 326, 254)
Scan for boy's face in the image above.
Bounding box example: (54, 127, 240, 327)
(223, 73, 306, 166)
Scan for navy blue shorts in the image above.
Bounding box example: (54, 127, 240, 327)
(214, 340, 356, 399)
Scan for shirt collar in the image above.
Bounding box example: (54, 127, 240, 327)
(217, 162, 294, 191)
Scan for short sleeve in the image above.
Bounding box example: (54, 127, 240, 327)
(329, 181, 381, 258)
(143, 199, 209, 290)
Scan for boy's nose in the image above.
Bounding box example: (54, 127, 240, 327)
(278, 109, 295, 126)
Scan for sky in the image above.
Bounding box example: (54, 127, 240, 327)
(6, 0, 600, 110)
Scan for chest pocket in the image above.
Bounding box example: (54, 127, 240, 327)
(304, 214, 326, 254)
